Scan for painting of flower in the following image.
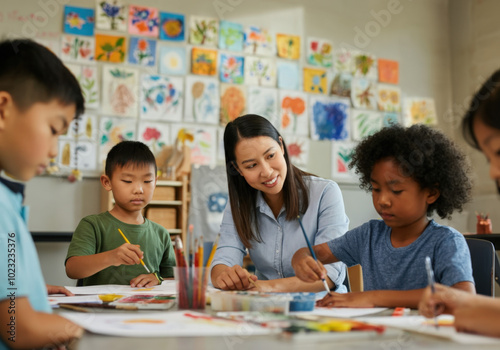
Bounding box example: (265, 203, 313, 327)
(354, 53, 377, 79)
(128, 37, 156, 66)
(60, 35, 94, 63)
(351, 109, 383, 141)
(159, 12, 184, 41)
(159, 46, 186, 75)
(402, 98, 437, 126)
(65, 64, 99, 110)
(189, 16, 218, 46)
(95, 34, 126, 63)
(331, 141, 358, 182)
(351, 78, 377, 110)
(184, 76, 219, 124)
(378, 58, 399, 84)
(99, 116, 136, 167)
(64, 6, 95, 36)
(128, 5, 159, 37)
(377, 84, 401, 112)
(140, 75, 183, 122)
(245, 56, 276, 87)
(220, 54, 244, 84)
(276, 34, 300, 60)
(286, 136, 309, 167)
(309, 96, 350, 141)
(170, 124, 217, 166)
(307, 37, 333, 68)
(220, 83, 246, 125)
(280, 91, 308, 136)
(244, 26, 274, 56)
(138, 122, 170, 156)
(248, 87, 279, 127)
(335, 48, 355, 74)
(219, 21, 244, 52)
(191, 48, 217, 76)
(96, 1, 127, 31)
(303, 68, 327, 94)
(101, 66, 139, 118)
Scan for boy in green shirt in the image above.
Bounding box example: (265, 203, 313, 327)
(66, 141, 175, 286)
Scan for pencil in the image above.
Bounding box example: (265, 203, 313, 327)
(425, 256, 439, 329)
(297, 216, 331, 295)
(118, 228, 151, 274)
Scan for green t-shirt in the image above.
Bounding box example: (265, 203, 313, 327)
(66, 211, 175, 286)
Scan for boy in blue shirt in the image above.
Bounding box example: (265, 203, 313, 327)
(0, 39, 85, 349)
(292, 125, 476, 308)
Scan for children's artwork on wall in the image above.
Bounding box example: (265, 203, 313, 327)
(383, 112, 400, 127)
(137, 121, 170, 156)
(378, 59, 399, 84)
(159, 12, 185, 41)
(309, 96, 350, 141)
(276, 34, 301, 60)
(64, 6, 95, 36)
(159, 46, 186, 75)
(58, 140, 97, 172)
(61, 113, 98, 141)
(189, 16, 219, 46)
(286, 136, 310, 167)
(95, 0, 127, 31)
(351, 78, 377, 110)
(220, 83, 246, 125)
(219, 54, 244, 84)
(244, 56, 276, 87)
(171, 124, 217, 166)
(331, 141, 358, 182)
(277, 62, 299, 90)
(303, 68, 327, 94)
(128, 37, 156, 66)
(65, 64, 99, 110)
(191, 48, 218, 76)
(330, 72, 352, 97)
(140, 75, 183, 122)
(279, 90, 308, 136)
(101, 65, 139, 118)
(335, 48, 355, 73)
(184, 76, 220, 124)
(244, 26, 274, 56)
(402, 98, 437, 126)
(306, 37, 333, 68)
(99, 116, 137, 167)
(247, 86, 279, 128)
(377, 84, 401, 113)
(60, 35, 95, 63)
(353, 53, 378, 80)
(219, 21, 244, 52)
(95, 34, 126, 63)
(351, 109, 383, 141)
(128, 5, 159, 37)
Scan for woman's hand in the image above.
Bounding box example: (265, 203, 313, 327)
(212, 265, 257, 290)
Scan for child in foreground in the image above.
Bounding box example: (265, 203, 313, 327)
(65, 141, 175, 287)
(292, 124, 476, 308)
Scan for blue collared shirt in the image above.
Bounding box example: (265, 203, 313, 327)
(212, 176, 349, 292)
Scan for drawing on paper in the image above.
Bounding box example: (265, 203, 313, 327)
(159, 46, 186, 75)
(171, 125, 217, 166)
(277, 62, 299, 90)
(377, 84, 401, 112)
(189, 16, 218, 46)
(63, 6, 95, 36)
(248, 87, 279, 127)
(184, 76, 219, 124)
(128, 5, 159, 37)
(276, 34, 300, 60)
(245, 56, 276, 87)
(220, 84, 246, 125)
(280, 91, 308, 136)
(351, 109, 383, 141)
(330, 73, 352, 97)
(65, 64, 99, 109)
(191, 48, 217, 76)
(403, 98, 437, 126)
(219, 54, 244, 84)
(332, 141, 357, 181)
(310, 96, 350, 141)
(140, 75, 183, 122)
(101, 66, 138, 118)
(95, 34, 126, 62)
(60, 35, 95, 62)
(306, 38, 333, 68)
(335, 49, 354, 73)
(378, 59, 399, 84)
(303, 68, 327, 94)
(286, 136, 309, 167)
(351, 78, 377, 110)
(99, 116, 136, 167)
(58, 140, 97, 172)
(96, 0, 127, 31)
(354, 53, 377, 79)
(138, 122, 170, 156)
(61, 113, 97, 141)
(219, 21, 244, 52)
(159, 12, 185, 41)
(244, 26, 274, 56)
(128, 37, 156, 66)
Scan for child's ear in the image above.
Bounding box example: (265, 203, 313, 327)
(100, 174, 112, 192)
(0, 92, 13, 130)
(426, 188, 440, 205)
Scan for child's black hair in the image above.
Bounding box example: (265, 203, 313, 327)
(0, 39, 84, 117)
(349, 124, 472, 219)
(105, 141, 157, 178)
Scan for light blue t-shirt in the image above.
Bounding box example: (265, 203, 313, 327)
(0, 181, 51, 349)
(327, 219, 474, 291)
(212, 176, 350, 292)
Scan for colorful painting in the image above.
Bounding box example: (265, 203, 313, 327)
(101, 66, 139, 118)
(377, 84, 401, 112)
(191, 48, 217, 76)
(309, 96, 350, 141)
(402, 98, 437, 126)
(303, 68, 327, 94)
(248, 87, 279, 127)
(351, 109, 383, 141)
(219, 54, 244, 84)
(383, 112, 399, 127)
(65, 64, 99, 110)
(244, 26, 274, 56)
(159, 46, 186, 75)
(286, 136, 309, 167)
(159, 12, 184, 41)
(351, 78, 377, 110)
(276, 34, 300, 60)
(128, 37, 156, 66)
(63, 6, 95, 36)
(219, 21, 244, 52)
(331, 141, 358, 182)
(138, 122, 170, 156)
(60, 35, 94, 63)
(277, 62, 299, 90)
(306, 37, 333, 67)
(354, 52, 377, 80)
(189, 16, 218, 46)
(245, 56, 276, 87)
(96, 1, 127, 31)
(99, 117, 136, 167)
(95, 34, 126, 63)
(128, 5, 159, 37)
(330, 72, 352, 97)
(335, 48, 355, 73)
(140, 75, 183, 122)
(184, 76, 220, 124)
(378, 59, 399, 85)
(170, 125, 217, 166)
(58, 140, 97, 172)
(279, 91, 308, 136)
(220, 83, 246, 125)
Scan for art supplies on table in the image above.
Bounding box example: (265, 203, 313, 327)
(110, 294, 176, 310)
(476, 212, 492, 234)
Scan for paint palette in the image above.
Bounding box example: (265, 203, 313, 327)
(110, 294, 176, 310)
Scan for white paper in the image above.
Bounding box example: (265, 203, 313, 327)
(48, 294, 102, 306)
(291, 307, 388, 318)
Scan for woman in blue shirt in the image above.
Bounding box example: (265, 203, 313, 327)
(210, 114, 349, 292)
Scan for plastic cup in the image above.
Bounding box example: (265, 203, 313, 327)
(174, 267, 207, 309)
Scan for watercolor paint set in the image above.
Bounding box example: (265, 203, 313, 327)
(109, 294, 176, 310)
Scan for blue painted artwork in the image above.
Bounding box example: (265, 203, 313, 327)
(64, 6, 95, 36)
(383, 112, 399, 127)
(219, 54, 244, 84)
(128, 37, 157, 66)
(159, 46, 186, 75)
(219, 21, 244, 51)
(311, 98, 349, 141)
(277, 61, 299, 90)
(159, 12, 185, 41)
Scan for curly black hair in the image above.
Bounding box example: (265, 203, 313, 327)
(349, 124, 472, 219)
